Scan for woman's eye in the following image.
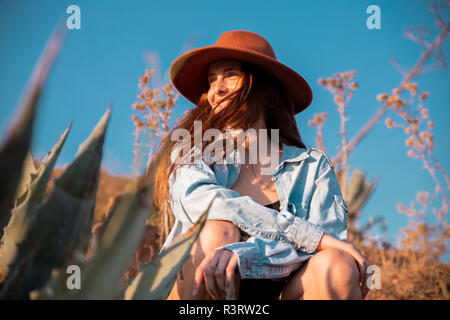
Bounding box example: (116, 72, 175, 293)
(208, 71, 240, 85)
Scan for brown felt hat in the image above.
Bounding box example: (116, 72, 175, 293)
(169, 30, 313, 115)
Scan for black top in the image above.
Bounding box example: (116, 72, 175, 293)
(264, 200, 281, 211)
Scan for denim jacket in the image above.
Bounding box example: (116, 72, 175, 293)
(161, 143, 348, 279)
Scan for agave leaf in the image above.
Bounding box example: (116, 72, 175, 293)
(13, 151, 37, 207)
(124, 203, 209, 300)
(1, 123, 71, 280)
(35, 143, 167, 300)
(35, 176, 150, 300)
(0, 110, 109, 299)
(0, 26, 65, 238)
(346, 170, 379, 214)
(0, 187, 95, 299)
(0, 98, 36, 223)
(17, 122, 72, 208)
(57, 110, 110, 199)
(51, 109, 110, 254)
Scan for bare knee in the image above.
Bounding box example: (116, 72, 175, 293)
(281, 249, 360, 300)
(311, 248, 360, 288)
(198, 220, 240, 254)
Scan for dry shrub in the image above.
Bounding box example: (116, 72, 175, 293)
(359, 241, 449, 299)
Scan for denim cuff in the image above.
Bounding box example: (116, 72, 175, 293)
(217, 242, 259, 279)
(290, 217, 325, 253)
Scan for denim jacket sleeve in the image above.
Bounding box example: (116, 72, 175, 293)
(168, 159, 324, 253)
(218, 156, 348, 279)
(308, 152, 348, 242)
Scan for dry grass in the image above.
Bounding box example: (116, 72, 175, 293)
(358, 240, 449, 299)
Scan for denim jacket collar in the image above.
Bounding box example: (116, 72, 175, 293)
(280, 144, 310, 164)
(218, 143, 311, 188)
(228, 143, 310, 166)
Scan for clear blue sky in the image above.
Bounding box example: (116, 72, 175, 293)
(0, 0, 449, 250)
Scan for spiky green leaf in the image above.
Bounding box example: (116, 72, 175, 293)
(1, 123, 71, 282)
(0, 109, 109, 299)
(13, 151, 37, 207)
(124, 204, 209, 300)
(0, 26, 65, 238)
(34, 141, 171, 300)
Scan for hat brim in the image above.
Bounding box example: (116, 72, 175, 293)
(170, 45, 313, 114)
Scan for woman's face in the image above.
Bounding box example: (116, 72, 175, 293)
(207, 59, 244, 113)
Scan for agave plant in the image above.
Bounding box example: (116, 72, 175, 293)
(338, 168, 385, 243)
(0, 25, 209, 300)
(0, 103, 112, 297)
(33, 144, 209, 300)
(0, 123, 71, 297)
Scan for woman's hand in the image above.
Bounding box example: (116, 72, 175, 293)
(317, 233, 370, 299)
(193, 248, 238, 300)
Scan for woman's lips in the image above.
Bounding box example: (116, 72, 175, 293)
(214, 98, 231, 111)
(219, 98, 230, 105)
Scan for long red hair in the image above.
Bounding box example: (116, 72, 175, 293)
(152, 61, 308, 222)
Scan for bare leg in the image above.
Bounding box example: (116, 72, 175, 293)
(167, 220, 241, 300)
(280, 248, 362, 300)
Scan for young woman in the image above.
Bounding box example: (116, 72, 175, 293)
(153, 30, 370, 300)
